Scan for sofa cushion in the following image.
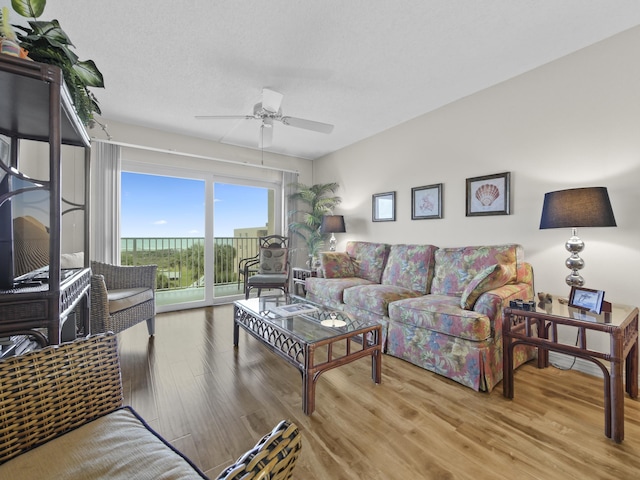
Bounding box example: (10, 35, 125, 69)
(388, 294, 491, 342)
(345, 241, 390, 283)
(108, 287, 154, 314)
(305, 276, 374, 305)
(343, 284, 424, 317)
(430, 244, 521, 296)
(0, 407, 207, 480)
(380, 244, 437, 293)
(320, 251, 357, 278)
(460, 263, 515, 310)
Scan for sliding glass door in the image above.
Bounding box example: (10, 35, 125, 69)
(212, 182, 275, 299)
(121, 172, 207, 308)
(120, 167, 279, 311)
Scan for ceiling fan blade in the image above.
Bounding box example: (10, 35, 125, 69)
(195, 115, 255, 120)
(259, 119, 273, 148)
(280, 116, 334, 134)
(262, 88, 283, 114)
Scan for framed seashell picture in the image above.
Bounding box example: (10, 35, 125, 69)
(465, 172, 511, 216)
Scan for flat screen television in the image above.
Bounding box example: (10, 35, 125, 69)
(0, 170, 13, 290)
(0, 136, 50, 290)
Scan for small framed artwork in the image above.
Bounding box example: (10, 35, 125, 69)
(569, 286, 605, 314)
(466, 171, 511, 216)
(372, 191, 395, 222)
(411, 183, 442, 220)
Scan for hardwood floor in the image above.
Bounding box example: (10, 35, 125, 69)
(118, 305, 640, 479)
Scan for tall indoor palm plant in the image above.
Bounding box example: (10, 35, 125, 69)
(288, 182, 341, 265)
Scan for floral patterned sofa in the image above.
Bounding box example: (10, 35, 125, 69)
(305, 241, 535, 391)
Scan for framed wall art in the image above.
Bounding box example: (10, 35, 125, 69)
(411, 183, 442, 220)
(466, 171, 511, 216)
(372, 191, 395, 222)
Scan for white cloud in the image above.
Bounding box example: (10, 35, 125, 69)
(153, 220, 167, 225)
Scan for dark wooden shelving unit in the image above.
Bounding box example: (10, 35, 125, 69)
(0, 54, 91, 347)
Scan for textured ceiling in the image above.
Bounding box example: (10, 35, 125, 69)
(8, 1, 640, 159)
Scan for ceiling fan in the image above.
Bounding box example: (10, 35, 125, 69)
(196, 88, 334, 148)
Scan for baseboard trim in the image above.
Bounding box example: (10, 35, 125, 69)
(547, 352, 604, 378)
(547, 352, 640, 387)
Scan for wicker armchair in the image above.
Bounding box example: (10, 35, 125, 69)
(0, 334, 301, 479)
(91, 261, 157, 336)
(0, 333, 123, 465)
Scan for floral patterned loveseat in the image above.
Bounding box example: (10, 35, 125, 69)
(305, 241, 535, 391)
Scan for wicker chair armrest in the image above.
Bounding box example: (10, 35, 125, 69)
(0, 333, 123, 465)
(90, 274, 109, 333)
(91, 261, 157, 291)
(215, 420, 301, 480)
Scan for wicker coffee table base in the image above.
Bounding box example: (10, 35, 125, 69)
(233, 304, 382, 415)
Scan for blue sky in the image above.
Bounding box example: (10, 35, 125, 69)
(120, 173, 269, 238)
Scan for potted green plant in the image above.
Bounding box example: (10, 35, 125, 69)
(288, 182, 341, 267)
(5, 0, 104, 126)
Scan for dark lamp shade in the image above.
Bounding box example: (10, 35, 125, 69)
(320, 215, 346, 234)
(539, 187, 617, 229)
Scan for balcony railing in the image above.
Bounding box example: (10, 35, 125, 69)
(121, 237, 260, 299)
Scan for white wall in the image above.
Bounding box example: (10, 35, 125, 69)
(313, 25, 640, 310)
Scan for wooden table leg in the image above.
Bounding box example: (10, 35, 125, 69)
(502, 320, 514, 399)
(626, 336, 638, 398)
(610, 359, 623, 442)
(233, 306, 240, 347)
(372, 349, 382, 384)
(302, 371, 316, 416)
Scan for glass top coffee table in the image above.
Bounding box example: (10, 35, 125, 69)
(233, 296, 382, 415)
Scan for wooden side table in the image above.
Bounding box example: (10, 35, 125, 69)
(291, 267, 316, 297)
(503, 295, 638, 442)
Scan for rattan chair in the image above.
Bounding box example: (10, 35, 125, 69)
(240, 235, 290, 299)
(91, 261, 157, 336)
(0, 333, 123, 465)
(0, 334, 301, 479)
(215, 420, 302, 480)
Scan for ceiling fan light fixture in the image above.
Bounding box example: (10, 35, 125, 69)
(259, 119, 274, 148)
(197, 87, 335, 147)
(262, 88, 284, 114)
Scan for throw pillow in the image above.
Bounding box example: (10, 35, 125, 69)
(258, 247, 287, 274)
(61, 252, 84, 269)
(321, 252, 357, 279)
(460, 263, 515, 310)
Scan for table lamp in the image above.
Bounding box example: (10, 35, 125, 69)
(320, 215, 346, 251)
(539, 187, 616, 286)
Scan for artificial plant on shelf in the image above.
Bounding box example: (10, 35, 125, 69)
(6, 0, 104, 126)
(1, 6, 27, 57)
(287, 182, 341, 268)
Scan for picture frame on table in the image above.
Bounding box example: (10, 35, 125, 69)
(569, 286, 605, 314)
(411, 183, 443, 220)
(372, 191, 396, 222)
(466, 171, 511, 216)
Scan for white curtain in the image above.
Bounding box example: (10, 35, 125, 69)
(91, 142, 121, 264)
